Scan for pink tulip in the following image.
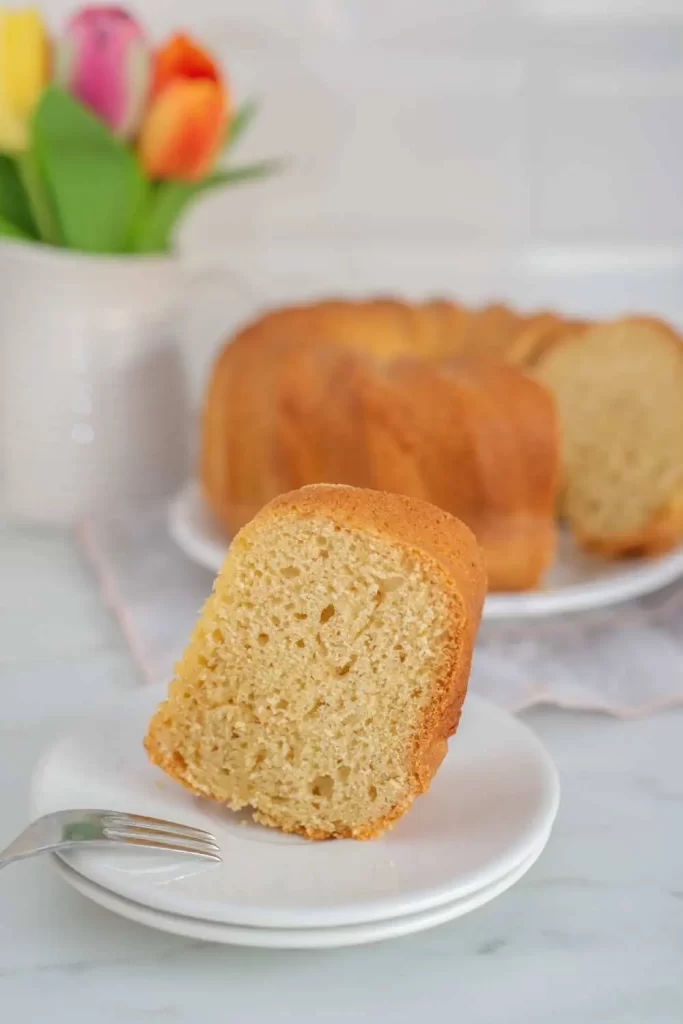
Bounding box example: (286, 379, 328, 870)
(55, 6, 151, 139)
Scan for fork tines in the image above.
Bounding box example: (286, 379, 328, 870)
(102, 811, 221, 861)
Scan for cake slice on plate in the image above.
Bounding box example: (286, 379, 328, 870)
(145, 484, 486, 839)
(531, 317, 683, 556)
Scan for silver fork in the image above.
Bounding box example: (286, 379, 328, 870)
(0, 809, 221, 869)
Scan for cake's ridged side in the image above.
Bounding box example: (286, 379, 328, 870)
(200, 336, 235, 529)
(200, 298, 561, 592)
(452, 361, 560, 589)
(459, 304, 526, 360)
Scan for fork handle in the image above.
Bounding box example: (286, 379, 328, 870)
(0, 839, 92, 869)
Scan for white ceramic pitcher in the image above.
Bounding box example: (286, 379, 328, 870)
(0, 241, 235, 523)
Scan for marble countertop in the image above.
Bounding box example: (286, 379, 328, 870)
(1, 521, 682, 1023)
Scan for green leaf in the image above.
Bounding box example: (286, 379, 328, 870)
(209, 160, 283, 186)
(223, 97, 260, 152)
(133, 159, 282, 254)
(16, 148, 61, 244)
(0, 212, 32, 239)
(31, 85, 148, 253)
(0, 154, 38, 238)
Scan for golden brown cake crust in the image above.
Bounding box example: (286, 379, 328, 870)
(201, 301, 683, 583)
(145, 484, 486, 840)
(200, 299, 561, 592)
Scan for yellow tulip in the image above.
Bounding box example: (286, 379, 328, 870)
(0, 7, 49, 151)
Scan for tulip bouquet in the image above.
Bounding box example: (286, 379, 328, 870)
(0, 5, 277, 253)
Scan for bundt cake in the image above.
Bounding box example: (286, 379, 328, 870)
(145, 484, 486, 840)
(528, 317, 683, 557)
(200, 299, 561, 592)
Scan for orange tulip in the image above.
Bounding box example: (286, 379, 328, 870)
(151, 32, 220, 98)
(139, 33, 230, 181)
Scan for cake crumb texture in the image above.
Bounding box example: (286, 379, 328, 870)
(145, 484, 486, 839)
(533, 317, 683, 556)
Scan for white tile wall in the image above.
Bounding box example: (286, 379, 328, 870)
(36, 0, 683, 397)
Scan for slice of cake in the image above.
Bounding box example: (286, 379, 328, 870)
(532, 317, 683, 556)
(145, 485, 486, 839)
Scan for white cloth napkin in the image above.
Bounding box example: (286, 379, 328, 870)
(78, 500, 683, 716)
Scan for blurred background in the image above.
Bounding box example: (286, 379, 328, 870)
(3, 4, 683, 998)
(23, 0, 683, 402)
(3, 0, 683, 531)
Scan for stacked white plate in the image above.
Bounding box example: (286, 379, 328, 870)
(32, 687, 560, 949)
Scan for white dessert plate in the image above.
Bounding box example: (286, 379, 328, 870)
(169, 480, 683, 620)
(53, 832, 549, 949)
(31, 685, 559, 930)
